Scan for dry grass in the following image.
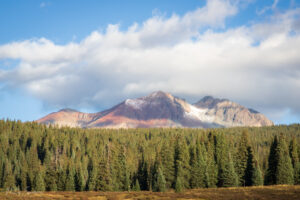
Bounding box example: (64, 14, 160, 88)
(1, 185, 300, 200)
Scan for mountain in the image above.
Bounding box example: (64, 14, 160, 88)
(36, 91, 273, 128)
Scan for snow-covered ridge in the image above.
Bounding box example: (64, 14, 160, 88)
(184, 104, 214, 123)
(125, 99, 146, 110)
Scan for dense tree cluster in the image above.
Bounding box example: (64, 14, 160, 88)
(0, 120, 299, 192)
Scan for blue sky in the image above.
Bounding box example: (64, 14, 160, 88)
(0, 0, 300, 124)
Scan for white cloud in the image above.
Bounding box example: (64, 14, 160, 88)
(257, 0, 279, 15)
(0, 0, 299, 122)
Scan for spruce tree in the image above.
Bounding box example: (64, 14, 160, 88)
(96, 156, 112, 191)
(252, 161, 263, 186)
(153, 167, 166, 192)
(266, 135, 294, 185)
(160, 141, 175, 189)
(87, 159, 97, 191)
(174, 137, 190, 189)
(133, 179, 141, 191)
(65, 165, 75, 191)
(57, 168, 66, 191)
(275, 135, 294, 185)
(244, 146, 254, 186)
(3, 162, 16, 191)
(175, 176, 183, 193)
(75, 167, 85, 191)
(137, 154, 149, 190)
(205, 138, 218, 188)
(33, 170, 45, 191)
(235, 131, 250, 186)
(221, 153, 238, 187)
(190, 143, 206, 188)
(290, 138, 300, 184)
(265, 136, 279, 185)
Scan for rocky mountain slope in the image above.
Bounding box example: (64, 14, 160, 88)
(37, 91, 273, 128)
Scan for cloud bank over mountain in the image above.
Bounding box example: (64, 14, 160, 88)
(0, 0, 299, 123)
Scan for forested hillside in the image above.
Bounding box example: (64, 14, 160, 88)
(0, 120, 299, 192)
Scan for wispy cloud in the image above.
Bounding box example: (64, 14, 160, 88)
(257, 0, 279, 15)
(0, 0, 299, 122)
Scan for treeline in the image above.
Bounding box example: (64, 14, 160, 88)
(0, 120, 299, 192)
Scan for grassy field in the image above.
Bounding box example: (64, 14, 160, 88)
(1, 185, 300, 200)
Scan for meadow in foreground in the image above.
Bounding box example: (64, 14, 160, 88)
(1, 185, 300, 200)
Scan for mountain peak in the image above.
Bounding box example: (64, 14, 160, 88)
(194, 96, 227, 109)
(37, 91, 273, 128)
(145, 91, 173, 99)
(59, 108, 78, 113)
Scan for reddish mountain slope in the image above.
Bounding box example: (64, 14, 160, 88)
(37, 91, 273, 128)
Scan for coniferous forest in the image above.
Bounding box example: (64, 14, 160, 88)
(0, 120, 299, 192)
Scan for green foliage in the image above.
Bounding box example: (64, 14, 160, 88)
(33, 170, 45, 191)
(0, 120, 299, 191)
(153, 167, 166, 192)
(235, 130, 250, 186)
(65, 165, 75, 191)
(252, 161, 264, 186)
(266, 135, 294, 185)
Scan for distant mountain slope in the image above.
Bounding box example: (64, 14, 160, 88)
(37, 91, 273, 128)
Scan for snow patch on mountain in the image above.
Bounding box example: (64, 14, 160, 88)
(125, 99, 146, 110)
(184, 105, 214, 123)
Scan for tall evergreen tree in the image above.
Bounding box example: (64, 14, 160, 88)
(235, 131, 250, 186)
(290, 138, 300, 184)
(252, 160, 263, 186)
(160, 140, 175, 189)
(87, 158, 97, 191)
(2, 161, 16, 191)
(57, 167, 66, 191)
(189, 143, 206, 188)
(33, 170, 45, 191)
(137, 154, 149, 190)
(221, 153, 239, 187)
(65, 165, 75, 191)
(174, 137, 190, 189)
(75, 167, 85, 191)
(205, 138, 218, 188)
(275, 135, 294, 185)
(266, 135, 294, 185)
(153, 166, 166, 192)
(96, 156, 112, 191)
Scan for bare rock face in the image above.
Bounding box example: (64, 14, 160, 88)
(194, 96, 274, 127)
(37, 91, 273, 128)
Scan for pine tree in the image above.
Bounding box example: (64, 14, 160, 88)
(265, 136, 279, 185)
(175, 176, 183, 193)
(96, 156, 112, 191)
(57, 168, 66, 191)
(275, 135, 294, 185)
(290, 138, 300, 184)
(222, 153, 239, 187)
(244, 146, 254, 186)
(174, 137, 190, 189)
(235, 131, 250, 186)
(160, 140, 175, 189)
(133, 179, 141, 191)
(65, 165, 75, 191)
(190, 143, 206, 188)
(266, 135, 294, 185)
(33, 170, 45, 191)
(3, 161, 16, 191)
(87, 159, 97, 191)
(252, 161, 263, 186)
(205, 138, 218, 188)
(153, 166, 166, 192)
(137, 154, 149, 190)
(75, 167, 85, 191)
